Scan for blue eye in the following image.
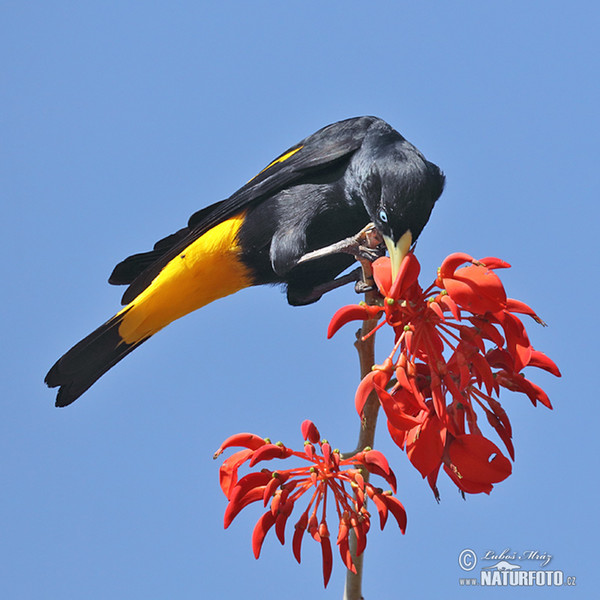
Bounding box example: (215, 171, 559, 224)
(379, 209, 388, 223)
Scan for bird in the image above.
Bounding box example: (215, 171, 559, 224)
(45, 116, 445, 407)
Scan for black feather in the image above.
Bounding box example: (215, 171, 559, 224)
(45, 309, 148, 407)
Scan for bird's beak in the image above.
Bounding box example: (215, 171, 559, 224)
(383, 230, 413, 281)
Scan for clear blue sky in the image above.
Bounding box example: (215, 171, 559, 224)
(1, 2, 597, 598)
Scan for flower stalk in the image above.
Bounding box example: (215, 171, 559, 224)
(344, 273, 382, 600)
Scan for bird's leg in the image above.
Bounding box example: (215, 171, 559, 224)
(296, 223, 385, 266)
(291, 223, 385, 303)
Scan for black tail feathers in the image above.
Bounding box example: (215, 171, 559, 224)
(45, 309, 149, 407)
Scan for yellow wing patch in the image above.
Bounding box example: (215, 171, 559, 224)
(117, 213, 251, 344)
(248, 145, 303, 182)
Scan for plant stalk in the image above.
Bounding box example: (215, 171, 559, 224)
(343, 273, 381, 600)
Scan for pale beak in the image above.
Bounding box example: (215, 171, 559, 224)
(383, 230, 413, 281)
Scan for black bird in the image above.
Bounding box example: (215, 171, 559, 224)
(45, 116, 445, 406)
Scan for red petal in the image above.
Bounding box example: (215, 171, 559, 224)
(493, 311, 532, 372)
(368, 488, 389, 529)
(470, 316, 505, 347)
(403, 329, 414, 355)
(327, 304, 381, 339)
(263, 473, 288, 506)
(431, 384, 447, 423)
(389, 252, 421, 299)
(274, 500, 294, 545)
(354, 359, 394, 417)
(224, 486, 265, 528)
(443, 463, 494, 494)
(463, 400, 482, 436)
(362, 449, 391, 475)
(231, 471, 273, 502)
(497, 370, 545, 404)
(382, 495, 407, 534)
(481, 404, 515, 460)
(443, 265, 507, 314)
(372, 256, 393, 295)
(252, 511, 277, 558)
(378, 386, 422, 431)
(352, 518, 367, 557)
(428, 300, 445, 321)
(406, 414, 445, 478)
(321, 536, 333, 587)
(394, 363, 412, 392)
(392, 365, 427, 413)
(271, 481, 296, 516)
(304, 442, 315, 459)
(219, 449, 254, 497)
(336, 518, 349, 544)
(447, 434, 512, 485)
(213, 432, 267, 458)
(427, 462, 442, 501)
(527, 350, 561, 377)
(321, 442, 332, 464)
(301, 420, 321, 443)
(469, 351, 495, 395)
(337, 523, 356, 573)
(364, 461, 397, 494)
(478, 256, 511, 269)
(438, 252, 474, 279)
(292, 512, 308, 563)
(505, 298, 543, 323)
(514, 376, 553, 409)
(527, 382, 553, 408)
(382, 402, 421, 431)
(308, 514, 321, 542)
(458, 326, 485, 353)
(486, 347, 515, 371)
(443, 375, 465, 407)
(355, 371, 378, 416)
(248, 443, 293, 467)
(440, 294, 461, 321)
(387, 421, 408, 450)
(486, 395, 513, 437)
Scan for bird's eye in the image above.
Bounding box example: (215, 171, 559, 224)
(379, 209, 388, 223)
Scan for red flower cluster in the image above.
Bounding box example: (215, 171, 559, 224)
(214, 421, 406, 587)
(328, 252, 560, 497)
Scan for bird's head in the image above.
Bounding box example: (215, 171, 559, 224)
(363, 142, 445, 279)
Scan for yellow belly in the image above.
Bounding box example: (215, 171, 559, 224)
(117, 214, 251, 344)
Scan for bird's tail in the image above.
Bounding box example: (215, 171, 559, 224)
(45, 308, 149, 407)
(46, 213, 253, 406)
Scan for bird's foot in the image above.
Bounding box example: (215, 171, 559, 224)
(293, 223, 383, 302)
(296, 223, 385, 266)
(354, 279, 375, 294)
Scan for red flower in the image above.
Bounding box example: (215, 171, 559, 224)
(214, 422, 406, 587)
(328, 251, 560, 497)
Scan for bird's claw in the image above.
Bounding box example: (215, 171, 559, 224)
(354, 280, 375, 294)
(358, 223, 384, 250)
(341, 223, 385, 262)
(352, 244, 385, 263)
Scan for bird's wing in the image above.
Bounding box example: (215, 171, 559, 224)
(112, 116, 380, 304)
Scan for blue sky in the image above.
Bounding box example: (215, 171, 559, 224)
(1, 1, 597, 598)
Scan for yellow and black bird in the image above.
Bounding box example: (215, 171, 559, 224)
(45, 116, 445, 406)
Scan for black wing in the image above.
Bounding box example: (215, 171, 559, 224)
(111, 116, 380, 305)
